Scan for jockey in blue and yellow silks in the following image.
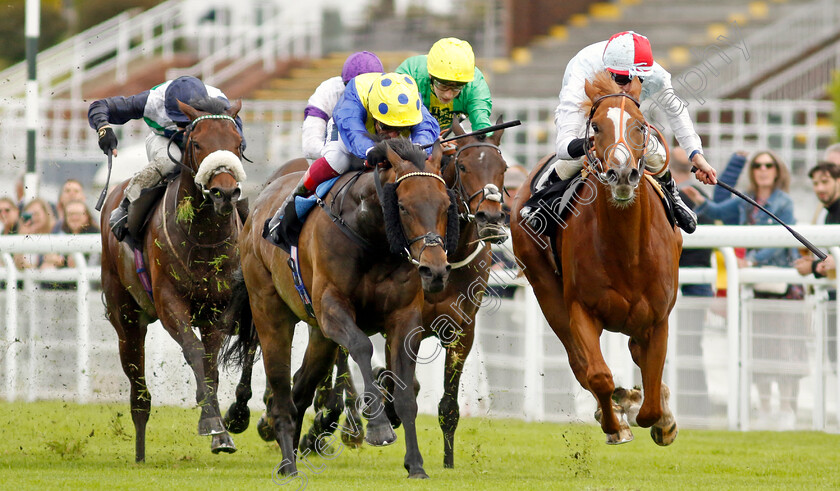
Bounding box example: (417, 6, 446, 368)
(265, 72, 440, 246)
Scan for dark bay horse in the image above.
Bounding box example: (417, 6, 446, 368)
(296, 118, 510, 468)
(510, 73, 681, 445)
(226, 139, 456, 478)
(100, 98, 247, 462)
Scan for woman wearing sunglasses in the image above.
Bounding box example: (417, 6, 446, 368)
(542, 30, 717, 234)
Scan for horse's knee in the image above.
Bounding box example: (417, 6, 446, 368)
(587, 370, 614, 398)
(438, 395, 460, 433)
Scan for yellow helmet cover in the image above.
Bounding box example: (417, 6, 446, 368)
(427, 37, 475, 83)
(367, 73, 423, 127)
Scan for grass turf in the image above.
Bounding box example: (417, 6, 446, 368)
(1, 400, 838, 490)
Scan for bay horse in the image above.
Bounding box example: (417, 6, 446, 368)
(225, 138, 457, 478)
(510, 73, 681, 445)
(295, 118, 510, 468)
(100, 98, 247, 462)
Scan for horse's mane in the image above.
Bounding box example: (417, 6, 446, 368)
(189, 96, 230, 116)
(371, 137, 426, 171)
(580, 71, 622, 114)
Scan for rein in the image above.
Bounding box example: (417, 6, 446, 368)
(167, 114, 239, 178)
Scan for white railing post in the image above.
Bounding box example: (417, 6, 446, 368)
(2, 253, 19, 401)
(523, 285, 544, 421)
(720, 247, 742, 430)
(832, 246, 840, 429)
(73, 252, 91, 403)
(812, 286, 826, 430)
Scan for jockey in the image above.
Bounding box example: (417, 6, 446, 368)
(527, 31, 717, 233)
(265, 72, 440, 246)
(88, 75, 245, 241)
(396, 37, 492, 142)
(302, 51, 384, 160)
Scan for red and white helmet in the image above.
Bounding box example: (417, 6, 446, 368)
(602, 31, 653, 77)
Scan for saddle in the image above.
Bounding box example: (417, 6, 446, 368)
(268, 176, 341, 255)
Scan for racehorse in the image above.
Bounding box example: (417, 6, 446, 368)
(225, 138, 457, 478)
(294, 118, 510, 468)
(510, 72, 681, 446)
(100, 97, 247, 462)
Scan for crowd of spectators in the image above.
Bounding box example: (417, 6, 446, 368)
(1, 178, 101, 271)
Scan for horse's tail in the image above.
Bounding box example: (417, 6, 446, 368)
(220, 266, 259, 369)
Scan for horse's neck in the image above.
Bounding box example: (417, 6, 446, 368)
(174, 174, 235, 240)
(591, 179, 649, 256)
(342, 172, 388, 244)
(451, 218, 478, 260)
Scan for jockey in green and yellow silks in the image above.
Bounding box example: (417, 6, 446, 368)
(396, 38, 492, 135)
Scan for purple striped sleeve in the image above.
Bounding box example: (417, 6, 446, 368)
(304, 105, 330, 121)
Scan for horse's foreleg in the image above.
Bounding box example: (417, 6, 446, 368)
(291, 326, 340, 452)
(569, 303, 632, 444)
(439, 326, 474, 469)
(223, 339, 255, 434)
(336, 350, 365, 448)
(200, 325, 236, 453)
(112, 313, 150, 463)
(629, 321, 677, 445)
(388, 318, 428, 479)
(318, 288, 396, 447)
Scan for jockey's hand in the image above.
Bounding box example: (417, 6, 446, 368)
(365, 145, 388, 168)
(691, 153, 717, 185)
(97, 125, 118, 156)
(441, 140, 457, 156)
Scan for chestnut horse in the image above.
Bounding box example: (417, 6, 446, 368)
(225, 138, 456, 478)
(100, 98, 246, 462)
(295, 118, 510, 468)
(510, 73, 681, 445)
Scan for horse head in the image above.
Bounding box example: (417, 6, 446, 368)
(378, 138, 454, 293)
(583, 73, 647, 206)
(178, 99, 246, 216)
(447, 118, 508, 243)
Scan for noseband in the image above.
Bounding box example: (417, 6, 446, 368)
(445, 141, 504, 222)
(583, 93, 650, 185)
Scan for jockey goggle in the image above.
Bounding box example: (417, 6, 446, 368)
(377, 122, 411, 134)
(432, 78, 467, 94)
(610, 72, 644, 86)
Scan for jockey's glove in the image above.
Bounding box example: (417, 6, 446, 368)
(97, 125, 118, 155)
(365, 145, 388, 168)
(567, 138, 587, 159)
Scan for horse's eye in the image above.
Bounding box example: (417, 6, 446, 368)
(591, 123, 600, 133)
(398, 203, 408, 215)
(458, 164, 467, 172)
(193, 142, 201, 151)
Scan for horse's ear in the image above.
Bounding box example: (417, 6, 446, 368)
(489, 115, 504, 146)
(451, 118, 465, 136)
(385, 142, 406, 173)
(227, 99, 242, 119)
(628, 78, 642, 100)
(584, 79, 598, 103)
(177, 100, 200, 122)
(426, 141, 443, 173)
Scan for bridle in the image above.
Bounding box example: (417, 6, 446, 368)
(583, 93, 651, 185)
(373, 165, 451, 266)
(444, 141, 504, 222)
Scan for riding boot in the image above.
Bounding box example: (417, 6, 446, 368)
(109, 197, 130, 242)
(263, 176, 311, 246)
(657, 170, 697, 234)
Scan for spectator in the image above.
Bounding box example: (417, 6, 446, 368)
(13, 198, 56, 270)
(686, 150, 803, 429)
(52, 179, 87, 231)
(794, 161, 840, 367)
(0, 196, 20, 234)
(824, 143, 840, 166)
(42, 200, 101, 270)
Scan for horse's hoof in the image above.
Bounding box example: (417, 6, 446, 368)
(257, 413, 274, 442)
(211, 432, 237, 454)
(408, 471, 430, 479)
(605, 428, 634, 445)
(299, 433, 317, 453)
(365, 424, 397, 447)
(198, 416, 227, 436)
(223, 404, 251, 434)
(650, 421, 678, 446)
(340, 422, 365, 448)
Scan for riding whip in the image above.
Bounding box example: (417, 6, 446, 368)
(694, 167, 827, 260)
(95, 152, 113, 212)
(421, 120, 522, 149)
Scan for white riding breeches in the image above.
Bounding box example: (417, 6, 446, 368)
(551, 132, 668, 182)
(124, 133, 183, 202)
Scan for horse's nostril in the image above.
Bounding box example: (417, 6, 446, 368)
(475, 211, 487, 223)
(418, 266, 432, 278)
(444, 264, 452, 274)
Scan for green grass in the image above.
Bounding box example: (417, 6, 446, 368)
(1, 400, 839, 490)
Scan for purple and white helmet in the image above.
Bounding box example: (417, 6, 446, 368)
(341, 51, 384, 84)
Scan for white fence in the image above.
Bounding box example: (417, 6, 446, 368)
(2, 226, 840, 432)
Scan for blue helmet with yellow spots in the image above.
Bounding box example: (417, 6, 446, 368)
(368, 73, 423, 127)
